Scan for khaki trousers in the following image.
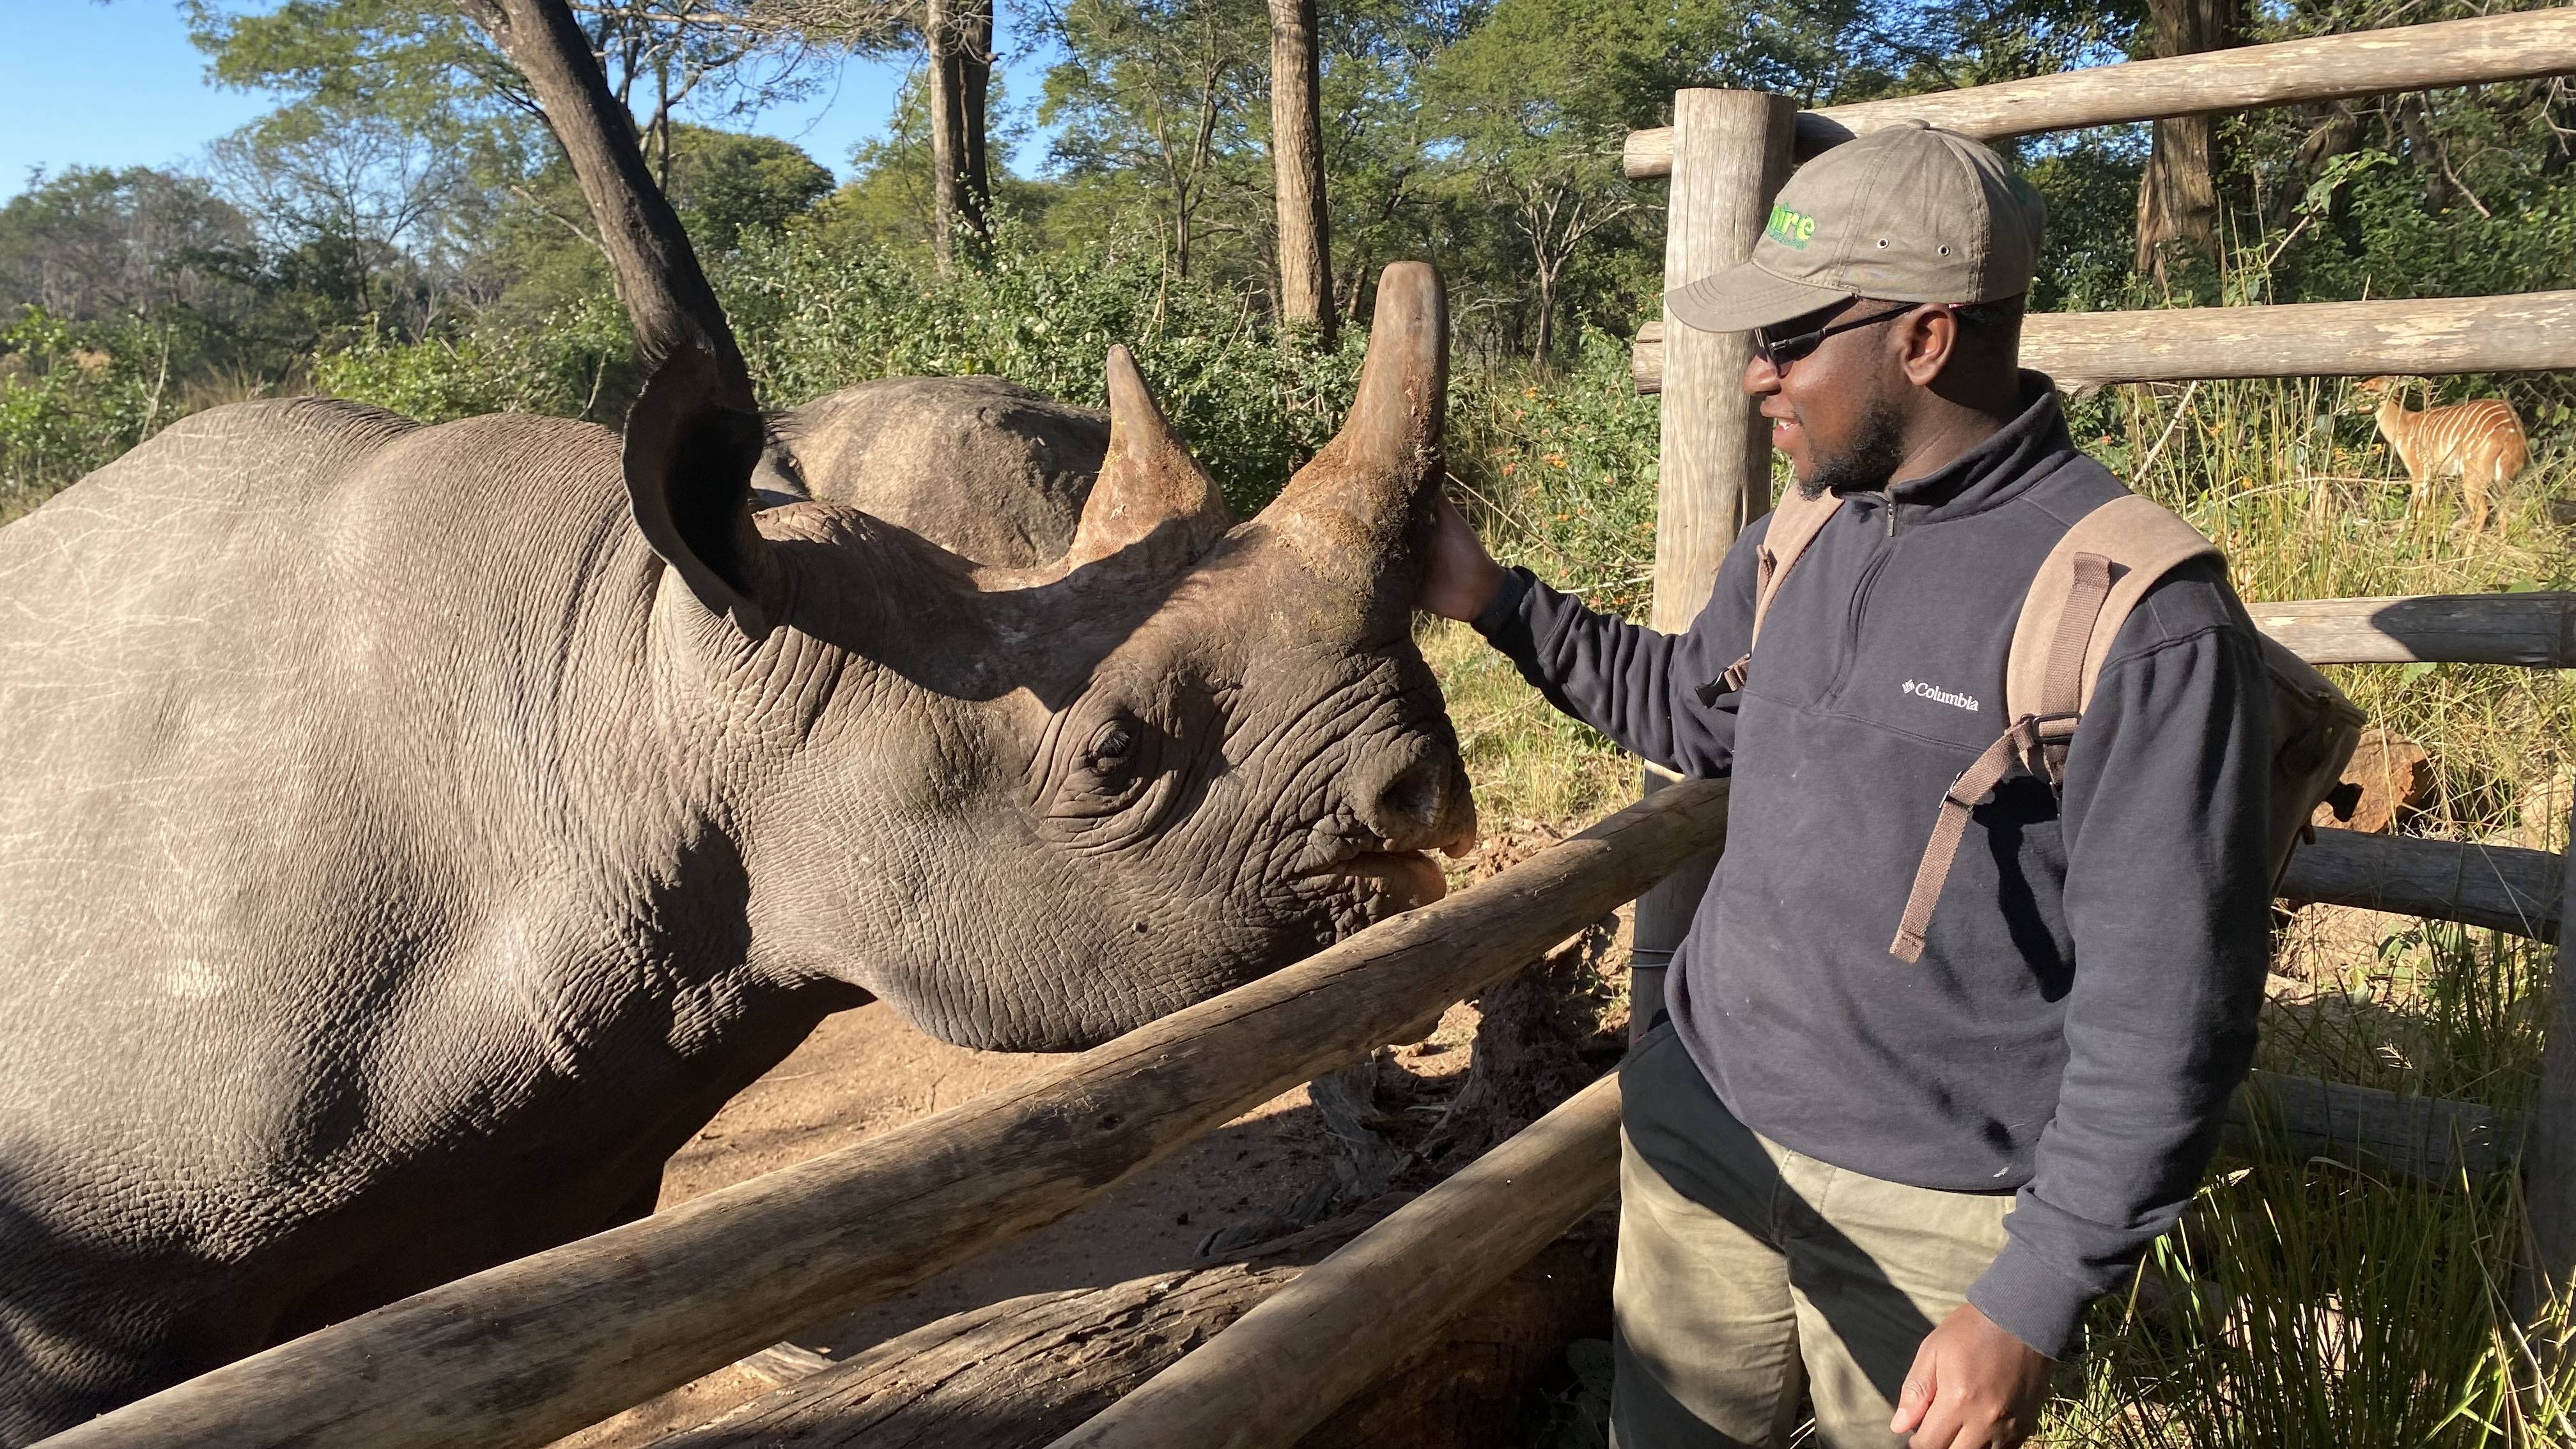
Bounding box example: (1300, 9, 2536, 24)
(1611, 1027, 2015, 1449)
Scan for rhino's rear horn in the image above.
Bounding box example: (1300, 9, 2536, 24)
(625, 345, 778, 636)
(1255, 263, 1447, 585)
(1064, 345, 1234, 573)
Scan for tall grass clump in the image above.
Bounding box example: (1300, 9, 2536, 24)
(2059, 1153, 2576, 1447)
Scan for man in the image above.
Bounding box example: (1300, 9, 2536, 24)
(1418, 123, 2270, 1448)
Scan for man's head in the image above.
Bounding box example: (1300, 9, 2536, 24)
(1666, 123, 2047, 495)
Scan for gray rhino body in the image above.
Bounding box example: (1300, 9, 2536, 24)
(767, 375, 1105, 568)
(0, 275, 1468, 1441)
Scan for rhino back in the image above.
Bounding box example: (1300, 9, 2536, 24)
(0, 401, 663, 1247)
(772, 376, 1105, 567)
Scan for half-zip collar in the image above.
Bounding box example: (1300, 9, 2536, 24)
(1833, 371, 2075, 531)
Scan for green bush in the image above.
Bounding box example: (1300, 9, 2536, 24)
(309, 294, 633, 425)
(0, 309, 177, 522)
(1447, 329, 1663, 620)
(715, 222, 1362, 513)
(299, 225, 1370, 515)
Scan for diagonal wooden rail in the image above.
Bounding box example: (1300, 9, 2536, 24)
(1623, 8, 2576, 178)
(36, 782, 1732, 1449)
(1043, 1071, 1626, 1449)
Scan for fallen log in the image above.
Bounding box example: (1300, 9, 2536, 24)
(1623, 10, 2576, 177)
(1048, 1071, 1624, 1449)
(47, 780, 1730, 1449)
(2277, 829, 2559, 942)
(2246, 593, 2576, 668)
(1632, 291, 2576, 393)
(647, 1231, 1610, 1449)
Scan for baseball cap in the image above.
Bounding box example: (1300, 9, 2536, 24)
(1666, 121, 2048, 334)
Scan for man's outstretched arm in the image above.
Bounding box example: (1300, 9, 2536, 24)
(1418, 492, 1755, 777)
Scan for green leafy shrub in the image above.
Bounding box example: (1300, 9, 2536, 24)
(0, 309, 179, 522)
(1446, 328, 1663, 620)
(715, 222, 1363, 513)
(309, 294, 633, 424)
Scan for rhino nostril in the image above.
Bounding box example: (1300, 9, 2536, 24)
(1378, 767, 1439, 828)
(1362, 755, 1466, 851)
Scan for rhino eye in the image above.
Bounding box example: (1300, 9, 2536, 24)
(1086, 720, 1138, 771)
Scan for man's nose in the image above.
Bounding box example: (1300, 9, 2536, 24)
(1742, 350, 1781, 397)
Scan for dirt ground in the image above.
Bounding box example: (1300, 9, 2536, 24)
(557, 996, 1489, 1448)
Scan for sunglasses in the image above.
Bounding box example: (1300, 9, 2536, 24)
(1755, 300, 1925, 370)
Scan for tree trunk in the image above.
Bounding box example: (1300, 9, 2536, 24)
(459, 0, 755, 410)
(1267, 0, 1332, 344)
(2134, 0, 2243, 279)
(927, 0, 993, 274)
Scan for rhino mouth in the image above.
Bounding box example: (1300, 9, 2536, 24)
(1295, 848, 1449, 934)
(1331, 849, 1448, 906)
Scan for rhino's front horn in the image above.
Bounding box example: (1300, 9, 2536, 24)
(1064, 345, 1234, 573)
(1256, 263, 1447, 591)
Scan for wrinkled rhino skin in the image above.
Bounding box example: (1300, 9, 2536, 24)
(765, 375, 1106, 568)
(0, 274, 1471, 1441)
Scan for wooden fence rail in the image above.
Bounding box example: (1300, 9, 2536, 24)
(2232, 1070, 2518, 1183)
(2281, 830, 2560, 943)
(696, 1064, 2514, 1449)
(1024, 1071, 2510, 1449)
(2252, 593, 2576, 669)
(1631, 290, 2576, 394)
(1622, 8, 2576, 179)
(38, 782, 1734, 1449)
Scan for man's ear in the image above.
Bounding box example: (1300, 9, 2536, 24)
(625, 346, 778, 637)
(1900, 305, 1959, 387)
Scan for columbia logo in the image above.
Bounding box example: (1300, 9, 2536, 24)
(1902, 679, 1980, 712)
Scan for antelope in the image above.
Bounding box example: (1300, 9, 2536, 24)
(2354, 375, 2528, 532)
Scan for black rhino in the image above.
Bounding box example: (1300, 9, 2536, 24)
(0, 3, 1478, 1432)
(0, 266, 1475, 1438)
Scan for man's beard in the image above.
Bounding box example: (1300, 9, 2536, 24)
(1796, 394, 1909, 499)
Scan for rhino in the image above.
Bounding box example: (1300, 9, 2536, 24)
(0, 252, 1475, 1437)
(0, 6, 1475, 1432)
(761, 375, 1108, 568)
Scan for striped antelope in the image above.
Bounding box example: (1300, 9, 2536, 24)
(2354, 375, 2529, 531)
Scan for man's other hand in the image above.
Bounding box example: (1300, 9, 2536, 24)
(1418, 492, 1508, 622)
(1889, 1303, 2052, 1449)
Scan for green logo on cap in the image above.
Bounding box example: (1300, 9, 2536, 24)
(1766, 205, 1818, 249)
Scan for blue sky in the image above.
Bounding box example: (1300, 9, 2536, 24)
(0, 1, 1051, 203)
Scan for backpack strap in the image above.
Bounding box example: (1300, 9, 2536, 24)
(1889, 494, 2221, 963)
(1717, 486, 1842, 693)
(2005, 495, 2222, 773)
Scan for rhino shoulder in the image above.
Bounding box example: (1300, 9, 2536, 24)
(771, 375, 1108, 568)
(121, 396, 421, 483)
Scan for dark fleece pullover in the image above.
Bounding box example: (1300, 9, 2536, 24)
(1473, 381, 2271, 1358)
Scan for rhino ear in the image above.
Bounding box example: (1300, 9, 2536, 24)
(1064, 345, 1233, 573)
(625, 345, 777, 636)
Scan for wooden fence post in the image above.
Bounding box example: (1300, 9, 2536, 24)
(2522, 828, 2576, 1325)
(1629, 89, 1797, 1039)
